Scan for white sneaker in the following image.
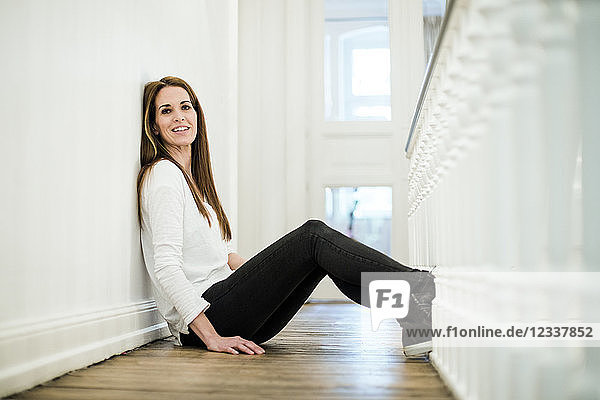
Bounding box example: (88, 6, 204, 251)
(402, 340, 432, 358)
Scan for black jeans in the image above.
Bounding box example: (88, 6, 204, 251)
(180, 219, 417, 347)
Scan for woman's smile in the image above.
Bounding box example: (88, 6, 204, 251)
(171, 125, 191, 134)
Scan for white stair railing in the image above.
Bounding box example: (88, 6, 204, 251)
(406, 0, 600, 399)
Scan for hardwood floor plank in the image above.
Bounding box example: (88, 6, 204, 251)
(9, 304, 453, 399)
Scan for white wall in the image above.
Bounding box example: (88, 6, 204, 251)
(238, 0, 301, 256)
(0, 0, 238, 396)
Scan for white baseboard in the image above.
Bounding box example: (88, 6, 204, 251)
(0, 300, 171, 398)
(430, 351, 465, 400)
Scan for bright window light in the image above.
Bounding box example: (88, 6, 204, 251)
(353, 105, 391, 120)
(325, 186, 392, 256)
(352, 48, 391, 96)
(324, 0, 391, 121)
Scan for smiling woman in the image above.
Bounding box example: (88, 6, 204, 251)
(136, 76, 433, 358)
(137, 76, 231, 240)
(154, 87, 198, 165)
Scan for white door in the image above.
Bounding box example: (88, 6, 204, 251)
(236, 0, 425, 301)
(307, 0, 425, 300)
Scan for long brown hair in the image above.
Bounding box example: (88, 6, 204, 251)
(137, 76, 231, 241)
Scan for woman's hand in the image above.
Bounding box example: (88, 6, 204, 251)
(227, 252, 246, 271)
(205, 335, 265, 355)
(189, 312, 264, 355)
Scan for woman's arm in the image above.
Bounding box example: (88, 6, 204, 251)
(227, 252, 246, 271)
(189, 312, 264, 355)
(146, 162, 212, 328)
(146, 162, 261, 355)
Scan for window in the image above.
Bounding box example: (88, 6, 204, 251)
(325, 186, 393, 255)
(423, 0, 447, 67)
(324, 0, 391, 121)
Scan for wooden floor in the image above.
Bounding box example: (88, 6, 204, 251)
(9, 304, 453, 399)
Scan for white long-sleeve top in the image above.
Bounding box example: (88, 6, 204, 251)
(140, 159, 234, 344)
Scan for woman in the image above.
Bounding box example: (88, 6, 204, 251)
(137, 76, 434, 357)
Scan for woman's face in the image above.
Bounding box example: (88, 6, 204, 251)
(154, 86, 197, 148)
